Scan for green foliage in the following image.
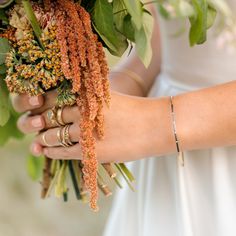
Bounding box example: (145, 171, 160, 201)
(0, 64, 6, 74)
(0, 8, 8, 23)
(93, 0, 128, 57)
(0, 73, 24, 144)
(22, 0, 44, 49)
(93, 0, 154, 67)
(135, 10, 154, 68)
(0, 76, 10, 126)
(123, 0, 143, 31)
(27, 154, 44, 181)
(0, 110, 24, 146)
(189, 0, 208, 46)
(0, 37, 10, 64)
(207, 5, 217, 29)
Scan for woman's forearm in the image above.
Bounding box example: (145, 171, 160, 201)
(146, 80, 236, 157)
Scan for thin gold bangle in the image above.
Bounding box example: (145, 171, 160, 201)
(111, 69, 148, 96)
(170, 96, 185, 167)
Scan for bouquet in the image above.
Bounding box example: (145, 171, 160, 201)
(0, 0, 233, 211)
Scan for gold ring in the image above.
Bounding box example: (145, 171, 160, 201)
(64, 124, 73, 146)
(47, 107, 59, 126)
(42, 132, 53, 147)
(56, 128, 66, 147)
(61, 125, 70, 147)
(56, 106, 66, 126)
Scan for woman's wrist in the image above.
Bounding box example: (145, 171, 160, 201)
(143, 96, 177, 157)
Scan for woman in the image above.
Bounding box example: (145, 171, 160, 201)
(12, 1, 236, 235)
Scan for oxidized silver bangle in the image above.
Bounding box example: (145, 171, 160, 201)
(170, 95, 185, 166)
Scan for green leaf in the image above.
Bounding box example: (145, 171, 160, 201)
(123, 14, 135, 42)
(113, 0, 135, 42)
(27, 154, 44, 181)
(134, 10, 154, 68)
(113, 0, 127, 33)
(189, 0, 208, 46)
(123, 0, 143, 30)
(0, 37, 10, 64)
(0, 85, 24, 145)
(0, 9, 8, 23)
(0, 112, 24, 146)
(0, 77, 10, 126)
(0, 64, 6, 74)
(118, 163, 135, 182)
(93, 0, 128, 56)
(22, 0, 44, 49)
(207, 5, 217, 29)
(158, 4, 170, 19)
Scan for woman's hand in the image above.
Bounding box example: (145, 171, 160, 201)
(13, 91, 172, 163)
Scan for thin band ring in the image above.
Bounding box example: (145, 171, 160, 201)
(42, 132, 53, 147)
(64, 124, 73, 146)
(57, 107, 66, 126)
(57, 128, 67, 147)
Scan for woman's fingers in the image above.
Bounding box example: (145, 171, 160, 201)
(30, 90, 58, 115)
(43, 143, 82, 160)
(12, 90, 57, 114)
(17, 105, 79, 134)
(17, 113, 45, 134)
(34, 123, 79, 147)
(30, 142, 43, 157)
(42, 105, 79, 129)
(12, 94, 44, 113)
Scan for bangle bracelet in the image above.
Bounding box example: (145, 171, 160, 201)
(111, 69, 148, 96)
(170, 95, 185, 167)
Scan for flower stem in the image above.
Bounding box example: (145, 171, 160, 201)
(22, 0, 44, 49)
(68, 160, 82, 200)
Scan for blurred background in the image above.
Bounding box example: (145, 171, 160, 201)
(0, 54, 120, 236)
(0, 138, 114, 236)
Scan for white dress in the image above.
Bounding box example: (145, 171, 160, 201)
(103, 2, 236, 236)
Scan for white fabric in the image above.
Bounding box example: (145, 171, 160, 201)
(103, 1, 236, 236)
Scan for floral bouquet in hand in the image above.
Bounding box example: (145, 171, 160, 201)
(0, 0, 231, 211)
(0, 0, 145, 211)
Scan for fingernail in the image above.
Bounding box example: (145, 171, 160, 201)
(29, 96, 40, 106)
(31, 117, 42, 128)
(31, 143, 41, 156)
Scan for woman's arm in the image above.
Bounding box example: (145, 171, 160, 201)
(148, 80, 236, 157)
(14, 80, 236, 162)
(109, 5, 161, 97)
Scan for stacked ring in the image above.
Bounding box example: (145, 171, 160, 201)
(64, 125, 73, 146)
(47, 106, 66, 127)
(57, 125, 73, 147)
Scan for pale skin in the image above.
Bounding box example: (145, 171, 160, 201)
(12, 6, 236, 163)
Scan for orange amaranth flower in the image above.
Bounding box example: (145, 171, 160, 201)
(55, 8, 72, 79)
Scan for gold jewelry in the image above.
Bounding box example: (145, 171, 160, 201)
(57, 128, 67, 147)
(56, 106, 66, 126)
(111, 69, 148, 96)
(170, 96, 184, 167)
(61, 125, 70, 147)
(47, 107, 59, 126)
(42, 132, 53, 147)
(64, 124, 73, 146)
